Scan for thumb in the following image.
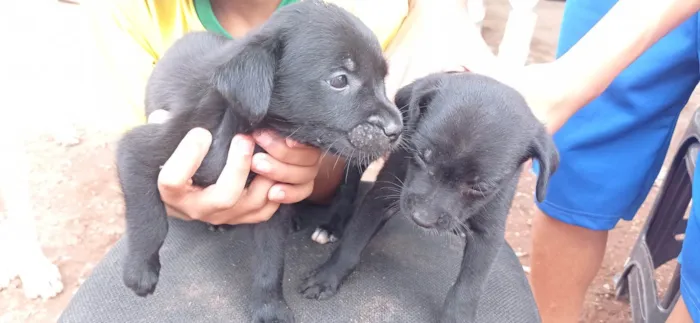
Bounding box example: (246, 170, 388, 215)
(158, 128, 213, 192)
(201, 134, 255, 206)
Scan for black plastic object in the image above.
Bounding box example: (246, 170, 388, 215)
(59, 182, 541, 323)
(614, 109, 700, 322)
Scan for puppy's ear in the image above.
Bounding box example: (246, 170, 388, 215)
(212, 31, 279, 127)
(394, 77, 439, 130)
(529, 127, 560, 202)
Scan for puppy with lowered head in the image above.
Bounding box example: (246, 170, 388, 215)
(300, 72, 558, 323)
(115, 1, 402, 322)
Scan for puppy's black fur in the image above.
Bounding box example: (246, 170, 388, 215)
(299, 72, 559, 322)
(115, 2, 402, 322)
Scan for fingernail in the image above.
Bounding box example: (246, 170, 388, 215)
(270, 187, 285, 201)
(253, 154, 271, 173)
(254, 131, 273, 146)
(234, 136, 254, 155)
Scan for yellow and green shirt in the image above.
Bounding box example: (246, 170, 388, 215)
(87, 0, 409, 129)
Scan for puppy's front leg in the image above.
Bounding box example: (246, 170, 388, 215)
(440, 207, 509, 323)
(250, 204, 295, 323)
(299, 150, 408, 300)
(117, 125, 172, 297)
(311, 166, 364, 244)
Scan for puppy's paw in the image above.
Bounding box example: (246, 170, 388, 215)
(310, 227, 339, 245)
(298, 268, 342, 300)
(18, 256, 63, 299)
(251, 301, 295, 323)
(123, 257, 161, 297)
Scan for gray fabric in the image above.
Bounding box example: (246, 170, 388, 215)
(59, 198, 540, 323)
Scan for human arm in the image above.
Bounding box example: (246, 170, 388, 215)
(510, 0, 700, 133)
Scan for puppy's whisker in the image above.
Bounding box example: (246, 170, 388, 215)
(376, 186, 401, 194)
(391, 174, 405, 187)
(285, 126, 303, 140)
(344, 162, 350, 184)
(376, 180, 403, 189)
(332, 149, 343, 171)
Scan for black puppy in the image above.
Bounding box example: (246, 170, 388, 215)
(299, 72, 559, 322)
(115, 2, 402, 322)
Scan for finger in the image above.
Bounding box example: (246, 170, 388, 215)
(268, 181, 315, 204)
(190, 174, 275, 223)
(251, 153, 319, 185)
(253, 130, 320, 166)
(239, 176, 276, 209)
(232, 202, 281, 225)
(199, 135, 255, 209)
(158, 128, 212, 194)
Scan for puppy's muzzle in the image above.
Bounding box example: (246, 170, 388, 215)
(348, 115, 403, 154)
(403, 193, 453, 230)
(410, 209, 451, 229)
(367, 115, 401, 143)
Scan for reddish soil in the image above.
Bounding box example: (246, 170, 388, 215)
(0, 1, 693, 322)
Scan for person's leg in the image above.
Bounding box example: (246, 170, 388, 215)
(667, 297, 694, 323)
(531, 212, 608, 322)
(529, 1, 700, 322)
(670, 163, 700, 323)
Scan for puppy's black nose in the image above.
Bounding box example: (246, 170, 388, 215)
(368, 115, 402, 143)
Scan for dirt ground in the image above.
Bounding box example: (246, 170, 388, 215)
(0, 1, 694, 322)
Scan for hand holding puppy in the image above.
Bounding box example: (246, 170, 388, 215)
(151, 113, 321, 225)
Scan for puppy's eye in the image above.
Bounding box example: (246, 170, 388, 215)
(329, 74, 348, 89)
(463, 184, 487, 196)
(462, 181, 493, 196)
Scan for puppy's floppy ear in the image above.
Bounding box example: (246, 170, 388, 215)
(529, 127, 560, 202)
(394, 77, 439, 130)
(212, 30, 279, 127)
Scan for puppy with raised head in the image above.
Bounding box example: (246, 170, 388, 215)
(299, 72, 559, 322)
(115, 2, 402, 322)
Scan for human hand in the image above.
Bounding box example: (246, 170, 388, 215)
(250, 130, 322, 204)
(493, 61, 573, 135)
(149, 111, 322, 225)
(158, 129, 281, 225)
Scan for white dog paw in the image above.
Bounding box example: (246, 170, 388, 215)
(311, 228, 338, 245)
(19, 259, 63, 299)
(311, 228, 331, 245)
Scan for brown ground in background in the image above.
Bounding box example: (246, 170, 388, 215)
(0, 1, 694, 322)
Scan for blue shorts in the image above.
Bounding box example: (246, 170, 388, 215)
(533, 0, 700, 319)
